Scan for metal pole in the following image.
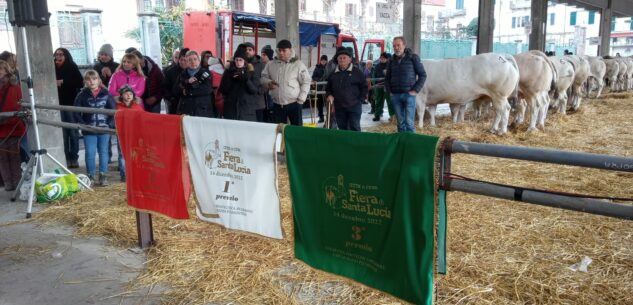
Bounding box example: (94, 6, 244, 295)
(37, 118, 116, 135)
(20, 102, 117, 115)
(448, 140, 633, 172)
(446, 179, 633, 220)
(21, 27, 44, 175)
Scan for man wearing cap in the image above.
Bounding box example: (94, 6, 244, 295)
(372, 52, 394, 122)
(325, 47, 367, 131)
(261, 39, 311, 126)
(385, 36, 426, 132)
(163, 47, 189, 114)
(93, 44, 119, 87)
(239, 42, 267, 122)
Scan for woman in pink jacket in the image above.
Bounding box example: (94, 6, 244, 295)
(108, 53, 146, 100)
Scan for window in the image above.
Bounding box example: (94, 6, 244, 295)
(300, 0, 306, 12)
(512, 17, 516, 28)
(631, 17, 633, 30)
(549, 13, 555, 26)
(456, 0, 464, 10)
(611, 18, 615, 31)
(588, 11, 595, 25)
(570, 12, 576, 26)
(522, 16, 530, 27)
(345, 3, 356, 16)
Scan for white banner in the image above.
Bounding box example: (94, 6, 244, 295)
(183, 117, 283, 239)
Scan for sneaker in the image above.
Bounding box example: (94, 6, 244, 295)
(120, 176, 126, 183)
(88, 175, 95, 184)
(99, 174, 109, 187)
(318, 117, 324, 123)
(372, 117, 381, 122)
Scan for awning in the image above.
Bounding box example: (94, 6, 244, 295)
(232, 12, 340, 46)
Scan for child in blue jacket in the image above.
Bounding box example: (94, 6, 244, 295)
(74, 70, 116, 186)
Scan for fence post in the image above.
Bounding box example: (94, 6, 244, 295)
(136, 211, 154, 249)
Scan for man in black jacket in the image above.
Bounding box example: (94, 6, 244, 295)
(311, 55, 328, 122)
(93, 44, 119, 87)
(385, 36, 426, 132)
(162, 47, 189, 114)
(325, 47, 368, 131)
(240, 42, 267, 122)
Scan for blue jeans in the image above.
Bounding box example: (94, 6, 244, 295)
(60, 111, 79, 162)
(116, 137, 125, 178)
(391, 93, 417, 132)
(83, 134, 110, 176)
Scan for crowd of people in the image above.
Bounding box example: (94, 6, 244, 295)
(0, 36, 427, 189)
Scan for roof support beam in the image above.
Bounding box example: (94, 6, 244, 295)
(476, 0, 494, 54)
(529, 0, 548, 51)
(403, 0, 422, 55)
(598, 0, 613, 56)
(274, 0, 299, 55)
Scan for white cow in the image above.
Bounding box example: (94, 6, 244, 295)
(513, 51, 556, 131)
(583, 56, 607, 98)
(550, 56, 575, 113)
(603, 58, 620, 92)
(417, 53, 519, 135)
(564, 55, 590, 111)
(623, 57, 633, 90)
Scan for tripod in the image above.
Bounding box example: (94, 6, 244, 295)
(10, 26, 90, 218)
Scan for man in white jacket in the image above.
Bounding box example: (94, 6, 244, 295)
(261, 39, 311, 125)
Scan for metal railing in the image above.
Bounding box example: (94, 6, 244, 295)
(439, 138, 633, 220)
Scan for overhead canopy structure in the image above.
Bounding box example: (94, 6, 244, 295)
(556, 0, 633, 17)
(232, 11, 340, 46)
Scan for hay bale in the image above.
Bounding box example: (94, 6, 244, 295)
(36, 92, 633, 304)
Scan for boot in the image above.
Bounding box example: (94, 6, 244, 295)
(99, 173, 109, 187)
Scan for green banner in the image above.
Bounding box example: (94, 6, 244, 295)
(285, 126, 439, 305)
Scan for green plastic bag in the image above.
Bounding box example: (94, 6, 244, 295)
(35, 173, 80, 203)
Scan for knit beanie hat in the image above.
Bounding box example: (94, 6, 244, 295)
(99, 44, 114, 57)
(118, 85, 136, 98)
(261, 45, 274, 60)
(233, 48, 248, 61)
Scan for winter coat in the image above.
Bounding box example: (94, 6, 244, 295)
(312, 64, 326, 81)
(219, 64, 259, 121)
(140, 56, 164, 110)
(0, 83, 25, 138)
(162, 64, 183, 114)
(326, 64, 368, 110)
(73, 87, 116, 135)
(55, 59, 83, 106)
(248, 55, 266, 110)
(260, 55, 311, 106)
(176, 68, 215, 117)
(108, 69, 146, 99)
(93, 59, 119, 87)
(385, 48, 427, 94)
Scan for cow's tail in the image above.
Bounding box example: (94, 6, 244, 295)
(504, 54, 520, 106)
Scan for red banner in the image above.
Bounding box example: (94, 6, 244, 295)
(115, 111, 191, 219)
